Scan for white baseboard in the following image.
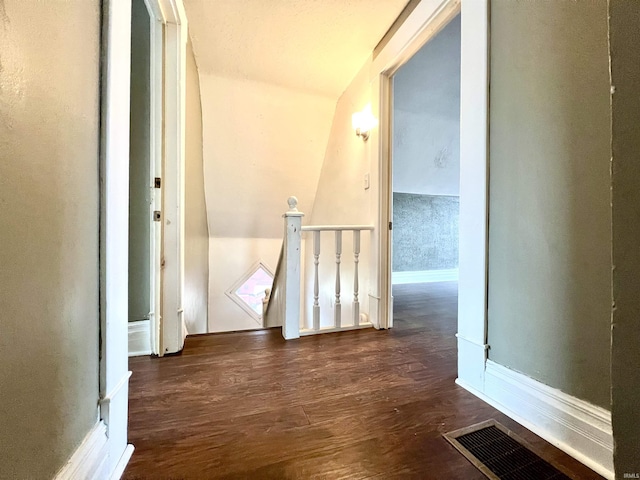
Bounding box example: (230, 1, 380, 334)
(55, 378, 136, 480)
(100, 371, 133, 479)
(474, 360, 614, 479)
(128, 320, 151, 357)
(392, 268, 458, 284)
(54, 421, 110, 480)
(110, 444, 134, 480)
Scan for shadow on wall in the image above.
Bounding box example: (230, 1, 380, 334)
(184, 37, 210, 335)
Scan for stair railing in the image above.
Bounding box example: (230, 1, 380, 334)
(264, 197, 374, 340)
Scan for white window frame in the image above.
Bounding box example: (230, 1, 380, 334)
(225, 261, 275, 324)
(144, 0, 188, 356)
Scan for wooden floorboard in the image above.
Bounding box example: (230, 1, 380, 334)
(124, 282, 603, 479)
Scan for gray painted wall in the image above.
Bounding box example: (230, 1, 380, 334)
(609, 0, 640, 475)
(129, 0, 151, 323)
(393, 193, 459, 272)
(0, 0, 101, 477)
(185, 38, 210, 334)
(392, 15, 460, 196)
(487, 0, 611, 409)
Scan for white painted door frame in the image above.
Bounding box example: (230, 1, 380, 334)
(99, 0, 187, 474)
(142, 0, 188, 356)
(369, 0, 489, 390)
(99, 1, 135, 476)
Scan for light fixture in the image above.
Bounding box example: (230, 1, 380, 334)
(352, 104, 377, 141)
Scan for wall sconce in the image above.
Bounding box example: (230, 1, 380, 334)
(352, 104, 377, 141)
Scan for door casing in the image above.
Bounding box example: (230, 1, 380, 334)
(369, 0, 490, 391)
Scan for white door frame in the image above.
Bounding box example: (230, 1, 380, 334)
(99, 1, 135, 475)
(99, 0, 187, 474)
(369, 0, 489, 390)
(142, 0, 188, 356)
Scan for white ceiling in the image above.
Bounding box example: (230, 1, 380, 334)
(183, 0, 410, 98)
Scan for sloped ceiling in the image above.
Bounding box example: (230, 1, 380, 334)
(183, 0, 410, 98)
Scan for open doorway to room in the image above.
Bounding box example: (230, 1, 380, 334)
(126, 0, 187, 358)
(388, 14, 461, 334)
(128, 0, 157, 357)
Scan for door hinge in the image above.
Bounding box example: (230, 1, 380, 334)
(153, 211, 161, 222)
(389, 222, 393, 230)
(154, 177, 162, 188)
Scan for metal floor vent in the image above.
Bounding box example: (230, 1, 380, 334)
(444, 420, 572, 480)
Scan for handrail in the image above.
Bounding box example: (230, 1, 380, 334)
(270, 197, 375, 340)
(264, 242, 284, 318)
(301, 225, 374, 232)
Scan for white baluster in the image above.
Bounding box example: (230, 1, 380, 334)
(353, 230, 361, 326)
(335, 230, 342, 328)
(313, 230, 320, 331)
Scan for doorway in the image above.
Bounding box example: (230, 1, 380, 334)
(373, 0, 489, 391)
(124, 0, 188, 358)
(389, 15, 461, 329)
(128, 0, 157, 357)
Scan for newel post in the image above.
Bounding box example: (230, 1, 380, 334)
(283, 196, 303, 340)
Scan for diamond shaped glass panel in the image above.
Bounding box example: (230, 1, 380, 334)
(234, 266, 274, 316)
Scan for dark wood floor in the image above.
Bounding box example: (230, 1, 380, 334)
(124, 282, 603, 479)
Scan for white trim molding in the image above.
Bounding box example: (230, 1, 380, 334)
(54, 422, 110, 480)
(455, 334, 488, 393)
(460, 360, 614, 479)
(456, 0, 490, 389)
(128, 320, 152, 357)
(155, 0, 188, 356)
(392, 268, 458, 284)
(99, 0, 135, 478)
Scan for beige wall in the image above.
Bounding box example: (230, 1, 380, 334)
(185, 38, 209, 334)
(200, 74, 335, 239)
(199, 74, 335, 332)
(609, 0, 640, 475)
(487, 0, 611, 409)
(0, 0, 101, 477)
(310, 60, 372, 226)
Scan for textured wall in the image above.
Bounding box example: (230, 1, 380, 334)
(392, 194, 459, 272)
(129, 0, 151, 322)
(392, 15, 460, 196)
(487, 0, 611, 409)
(0, 0, 101, 477)
(184, 38, 209, 334)
(609, 0, 640, 475)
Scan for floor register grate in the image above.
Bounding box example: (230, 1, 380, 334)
(444, 420, 572, 480)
